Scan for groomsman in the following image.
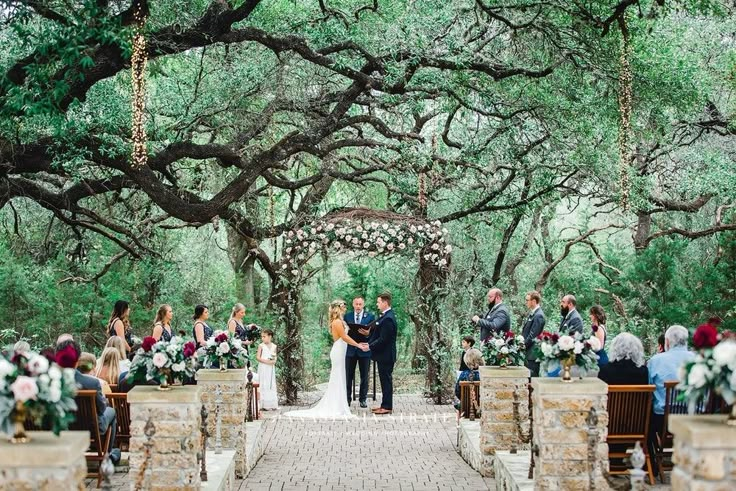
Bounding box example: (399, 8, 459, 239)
(472, 288, 511, 342)
(344, 296, 375, 408)
(559, 294, 584, 334)
(521, 291, 546, 377)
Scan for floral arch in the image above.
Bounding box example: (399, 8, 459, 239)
(270, 208, 453, 404)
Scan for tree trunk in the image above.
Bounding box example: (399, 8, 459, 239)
(269, 281, 303, 404)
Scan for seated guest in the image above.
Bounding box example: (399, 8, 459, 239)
(13, 340, 30, 354)
(598, 333, 648, 385)
(56, 340, 121, 464)
(647, 325, 694, 460)
(455, 348, 483, 400)
(102, 337, 131, 372)
(78, 352, 112, 394)
(96, 347, 124, 386)
(56, 333, 74, 345)
(656, 333, 665, 354)
(458, 336, 475, 373)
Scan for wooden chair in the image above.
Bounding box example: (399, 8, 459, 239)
(106, 392, 130, 452)
(252, 382, 260, 420)
(72, 390, 112, 488)
(108, 384, 118, 393)
(607, 385, 656, 485)
(459, 381, 481, 421)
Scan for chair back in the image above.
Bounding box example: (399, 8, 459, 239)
(71, 390, 106, 456)
(108, 384, 118, 392)
(106, 392, 130, 451)
(607, 385, 655, 443)
(459, 381, 481, 420)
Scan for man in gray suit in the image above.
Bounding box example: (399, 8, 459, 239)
(521, 291, 546, 376)
(559, 294, 584, 335)
(472, 288, 511, 341)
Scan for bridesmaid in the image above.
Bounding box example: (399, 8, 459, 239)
(107, 300, 132, 353)
(227, 303, 254, 348)
(152, 304, 174, 342)
(589, 305, 609, 367)
(192, 304, 213, 348)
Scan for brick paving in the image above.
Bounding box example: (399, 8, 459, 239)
(87, 393, 490, 490)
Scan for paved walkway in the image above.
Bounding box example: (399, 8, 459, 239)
(240, 394, 491, 491)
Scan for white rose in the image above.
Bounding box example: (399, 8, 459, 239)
(326, 223, 334, 231)
(712, 341, 736, 370)
(445, 245, 452, 253)
(287, 231, 294, 238)
(541, 343, 553, 357)
(357, 225, 364, 232)
(352, 238, 358, 245)
(291, 269, 299, 276)
(387, 243, 394, 251)
(407, 237, 414, 245)
(310, 228, 316, 235)
(398, 243, 406, 250)
(516, 335, 525, 345)
(48, 382, 62, 403)
(494, 338, 505, 348)
(0, 359, 14, 378)
(362, 233, 368, 239)
(282, 264, 288, 269)
(219, 342, 231, 354)
(363, 242, 370, 248)
(368, 252, 377, 258)
(433, 220, 441, 227)
(687, 363, 710, 388)
(382, 223, 389, 230)
(48, 365, 61, 381)
(409, 226, 417, 233)
(11, 376, 39, 402)
(587, 336, 602, 352)
(152, 353, 168, 368)
(166, 343, 179, 355)
(28, 355, 49, 375)
(439, 259, 447, 267)
(573, 341, 584, 354)
(500, 347, 509, 354)
(558, 335, 575, 351)
(171, 362, 186, 373)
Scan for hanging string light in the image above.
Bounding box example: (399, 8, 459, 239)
(617, 16, 633, 211)
(131, 1, 148, 168)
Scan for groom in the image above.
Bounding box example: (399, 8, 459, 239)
(362, 292, 397, 415)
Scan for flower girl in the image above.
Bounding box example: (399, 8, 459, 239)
(256, 329, 279, 410)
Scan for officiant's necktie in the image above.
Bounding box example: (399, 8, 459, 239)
(356, 311, 362, 324)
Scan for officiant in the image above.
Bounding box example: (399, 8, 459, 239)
(344, 296, 375, 408)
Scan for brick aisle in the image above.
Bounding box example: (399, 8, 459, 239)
(239, 394, 491, 491)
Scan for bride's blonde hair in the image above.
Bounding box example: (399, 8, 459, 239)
(328, 299, 346, 323)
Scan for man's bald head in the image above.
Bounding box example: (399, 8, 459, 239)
(560, 294, 577, 309)
(487, 288, 503, 306)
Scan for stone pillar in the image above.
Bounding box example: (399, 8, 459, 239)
(197, 369, 248, 478)
(128, 385, 202, 491)
(0, 431, 88, 490)
(670, 414, 736, 490)
(479, 365, 530, 477)
(531, 377, 609, 490)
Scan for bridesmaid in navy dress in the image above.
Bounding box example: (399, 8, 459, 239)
(589, 305, 609, 366)
(107, 300, 133, 354)
(151, 304, 174, 342)
(227, 303, 255, 351)
(192, 304, 213, 348)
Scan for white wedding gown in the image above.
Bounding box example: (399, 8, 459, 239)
(284, 327, 354, 420)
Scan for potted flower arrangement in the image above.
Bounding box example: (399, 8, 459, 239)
(532, 331, 600, 382)
(0, 350, 78, 443)
(128, 336, 198, 390)
(482, 331, 525, 368)
(678, 339, 736, 425)
(201, 330, 247, 371)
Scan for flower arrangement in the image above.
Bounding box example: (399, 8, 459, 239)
(201, 331, 247, 371)
(533, 331, 600, 381)
(482, 331, 526, 368)
(128, 336, 198, 388)
(0, 350, 78, 440)
(280, 219, 452, 280)
(678, 340, 736, 423)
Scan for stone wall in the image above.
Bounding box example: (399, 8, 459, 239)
(128, 385, 203, 491)
(197, 369, 248, 478)
(0, 431, 88, 490)
(479, 366, 530, 477)
(670, 414, 736, 491)
(458, 419, 481, 473)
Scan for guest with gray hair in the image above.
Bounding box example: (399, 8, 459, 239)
(646, 324, 694, 464)
(13, 340, 31, 354)
(598, 333, 648, 385)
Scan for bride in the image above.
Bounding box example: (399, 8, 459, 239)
(284, 299, 369, 419)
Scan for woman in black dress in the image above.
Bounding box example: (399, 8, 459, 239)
(192, 304, 213, 348)
(152, 304, 174, 342)
(107, 300, 133, 354)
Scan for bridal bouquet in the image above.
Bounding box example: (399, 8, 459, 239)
(201, 331, 247, 370)
(533, 331, 600, 379)
(482, 331, 525, 368)
(128, 336, 198, 387)
(0, 350, 78, 437)
(678, 340, 736, 415)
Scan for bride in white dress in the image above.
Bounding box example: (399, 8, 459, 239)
(284, 299, 369, 419)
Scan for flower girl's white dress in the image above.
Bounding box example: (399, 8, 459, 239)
(258, 343, 279, 410)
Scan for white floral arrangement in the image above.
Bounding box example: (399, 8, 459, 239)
(0, 350, 78, 435)
(280, 219, 452, 279)
(678, 339, 736, 412)
(200, 330, 248, 369)
(482, 331, 526, 367)
(128, 336, 198, 385)
(533, 331, 600, 374)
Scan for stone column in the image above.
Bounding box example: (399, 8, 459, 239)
(670, 414, 736, 490)
(0, 431, 88, 490)
(128, 385, 202, 491)
(479, 365, 530, 477)
(197, 369, 248, 478)
(531, 377, 609, 490)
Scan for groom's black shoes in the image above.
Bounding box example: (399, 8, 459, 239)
(360, 400, 367, 408)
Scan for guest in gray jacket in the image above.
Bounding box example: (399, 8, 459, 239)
(559, 294, 584, 335)
(472, 288, 511, 341)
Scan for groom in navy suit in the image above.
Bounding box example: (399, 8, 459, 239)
(344, 296, 375, 408)
(362, 292, 397, 415)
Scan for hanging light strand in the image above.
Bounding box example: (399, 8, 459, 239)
(131, 2, 148, 168)
(617, 16, 633, 211)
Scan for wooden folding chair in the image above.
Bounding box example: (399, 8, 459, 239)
(72, 390, 112, 488)
(459, 381, 481, 421)
(106, 392, 130, 452)
(607, 385, 656, 485)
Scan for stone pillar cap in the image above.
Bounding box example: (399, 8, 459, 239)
(669, 415, 736, 448)
(196, 368, 248, 382)
(128, 384, 202, 403)
(531, 377, 607, 395)
(0, 431, 89, 467)
(479, 366, 530, 378)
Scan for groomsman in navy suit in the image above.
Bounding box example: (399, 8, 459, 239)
(344, 296, 375, 408)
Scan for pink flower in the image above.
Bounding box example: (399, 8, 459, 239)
(11, 376, 39, 402)
(152, 353, 168, 368)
